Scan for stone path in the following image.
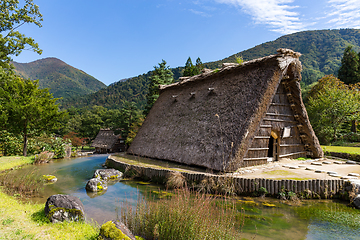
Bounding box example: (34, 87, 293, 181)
(231, 158, 360, 180)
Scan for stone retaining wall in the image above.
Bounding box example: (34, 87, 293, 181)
(106, 156, 348, 198)
(325, 151, 360, 162)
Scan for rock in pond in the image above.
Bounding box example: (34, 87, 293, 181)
(99, 220, 137, 240)
(93, 169, 123, 181)
(43, 175, 57, 183)
(353, 194, 360, 209)
(85, 178, 108, 192)
(44, 194, 85, 223)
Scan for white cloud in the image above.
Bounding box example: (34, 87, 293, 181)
(189, 9, 212, 17)
(326, 0, 360, 28)
(214, 0, 305, 34)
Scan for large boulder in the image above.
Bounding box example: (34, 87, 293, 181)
(44, 194, 85, 223)
(99, 220, 137, 240)
(85, 178, 108, 192)
(93, 169, 123, 181)
(353, 194, 360, 209)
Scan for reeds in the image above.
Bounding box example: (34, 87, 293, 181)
(0, 169, 44, 198)
(120, 189, 242, 240)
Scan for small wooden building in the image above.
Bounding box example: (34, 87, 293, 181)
(128, 49, 323, 172)
(91, 129, 125, 153)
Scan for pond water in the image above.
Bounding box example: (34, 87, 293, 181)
(14, 155, 360, 239)
(18, 155, 162, 224)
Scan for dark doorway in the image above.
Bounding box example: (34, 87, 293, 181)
(268, 136, 274, 157)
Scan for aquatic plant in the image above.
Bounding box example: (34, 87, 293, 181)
(295, 201, 360, 229)
(0, 168, 44, 198)
(120, 189, 242, 239)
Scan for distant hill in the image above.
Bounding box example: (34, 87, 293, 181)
(12, 58, 106, 98)
(206, 28, 360, 85)
(61, 29, 360, 110)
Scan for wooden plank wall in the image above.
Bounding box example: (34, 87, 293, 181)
(106, 156, 347, 197)
(243, 81, 306, 166)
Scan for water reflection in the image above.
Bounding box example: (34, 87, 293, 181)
(13, 154, 360, 239)
(18, 154, 145, 224)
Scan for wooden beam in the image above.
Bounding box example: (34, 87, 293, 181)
(270, 103, 291, 106)
(266, 113, 294, 117)
(263, 118, 296, 123)
(254, 136, 270, 139)
(279, 151, 307, 158)
(248, 148, 269, 151)
(243, 157, 269, 161)
(280, 144, 303, 147)
(260, 125, 272, 128)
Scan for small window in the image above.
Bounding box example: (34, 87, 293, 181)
(120, 140, 124, 143)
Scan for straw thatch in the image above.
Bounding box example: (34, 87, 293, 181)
(128, 49, 323, 172)
(91, 129, 125, 153)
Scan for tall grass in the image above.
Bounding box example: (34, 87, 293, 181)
(120, 189, 243, 240)
(0, 168, 44, 198)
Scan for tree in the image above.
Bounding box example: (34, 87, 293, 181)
(307, 75, 360, 144)
(338, 46, 360, 85)
(0, 0, 43, 70)
(183, 57, 200, 77)
(0, 72, 66, 156)
(63, 132, 84, 149)
(196, 57, 204, 72)
(144, 60, 173, 115)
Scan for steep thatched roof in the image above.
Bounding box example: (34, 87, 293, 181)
(91, 129, 120, 149)
(128, 49, 323, 171)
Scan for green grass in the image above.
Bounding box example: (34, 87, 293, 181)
(0, 156, 34, 172)
(321, 145, 360, 154)
(0, 188, 98, 239)
(262, 170, 312, 180)
(0, 156, 99, 239)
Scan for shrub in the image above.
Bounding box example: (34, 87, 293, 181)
(165, 171, 186, 189)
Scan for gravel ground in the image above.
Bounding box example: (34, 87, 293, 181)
(230, 158, 360, 180)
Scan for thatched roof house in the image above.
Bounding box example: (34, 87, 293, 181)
(128, 49, 323, 172)
(91, 129, 125, 153)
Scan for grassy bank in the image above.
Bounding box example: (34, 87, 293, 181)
(0, 156, 98, 240)
(0, 156, 34, 172)
(321, 145, 360, 154)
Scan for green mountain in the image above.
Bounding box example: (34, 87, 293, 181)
(206, 28, 360, 85)
(61, 29, 360, 110)
(11, 58, 107, 98)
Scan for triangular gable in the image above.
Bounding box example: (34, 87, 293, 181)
(128, 49, 323, 172)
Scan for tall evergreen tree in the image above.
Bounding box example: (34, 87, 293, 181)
(144, 60, 173, 116)
(183, 57, 200, 77)
(196, 57, 204, 72)
(338, 46, 360, 84)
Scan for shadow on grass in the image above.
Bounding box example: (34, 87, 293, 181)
(31, 208, 50, 225)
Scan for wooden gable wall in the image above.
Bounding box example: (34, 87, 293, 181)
(243, 81, 307, 167)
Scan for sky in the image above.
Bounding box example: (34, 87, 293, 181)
(12, 0, 360, 86)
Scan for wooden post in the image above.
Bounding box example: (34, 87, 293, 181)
(274, 180, 278, 195)
(266, 179, 271, 194)
(270, 180, 274, 195)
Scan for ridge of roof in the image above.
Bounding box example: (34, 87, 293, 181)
(160, 48, 301, 91)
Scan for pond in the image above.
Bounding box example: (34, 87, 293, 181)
(14, 155, 360, 239)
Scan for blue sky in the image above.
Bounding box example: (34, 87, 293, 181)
(13, 0, 360, 85)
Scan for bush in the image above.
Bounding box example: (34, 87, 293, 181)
(0, 130, 22, 156)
